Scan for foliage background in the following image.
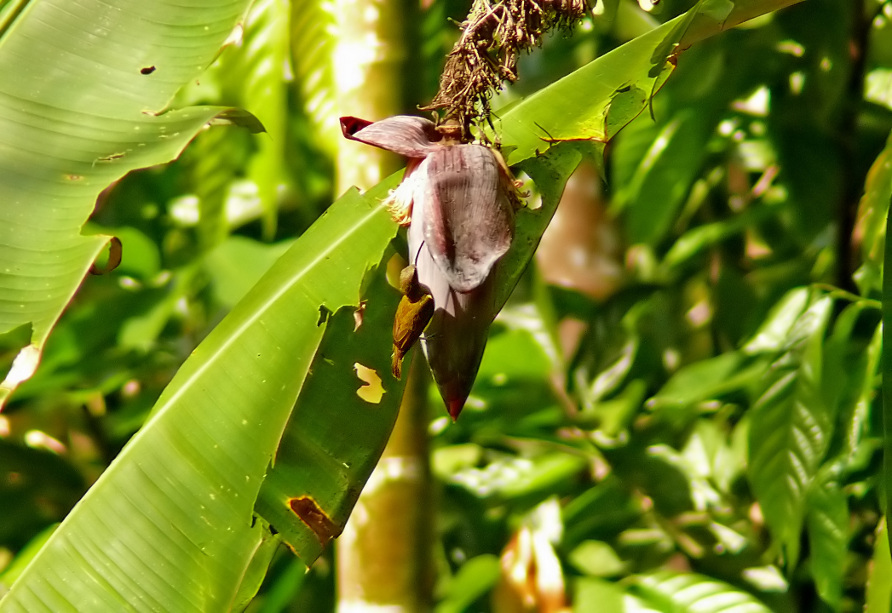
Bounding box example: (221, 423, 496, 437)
(2, 0, 892, 611)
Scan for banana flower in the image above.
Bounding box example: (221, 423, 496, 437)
(341, 115, 518, 419)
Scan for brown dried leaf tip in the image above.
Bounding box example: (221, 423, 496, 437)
(289, 496, 340, 545)
(342, 115, 523, 419)
(89, 236, 123, 275)
(422, 0, 588, 136)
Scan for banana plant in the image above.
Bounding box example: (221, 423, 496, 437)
(0, 0, 807, 610)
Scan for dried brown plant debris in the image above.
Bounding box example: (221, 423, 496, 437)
(422, 0, 587, 139)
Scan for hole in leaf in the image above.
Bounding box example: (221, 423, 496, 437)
(354, 363, 384, 404)
(317, 305, 332, 326)
(354, 301, 366, 331)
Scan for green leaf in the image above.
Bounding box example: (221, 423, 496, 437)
(573, 577, 658, 613)
(743, 287, 811, 354)
(568, 541, 626, 577)
(804, 468, 847, 610)
(239, 0, 293, 238)
(446, 453, 588, 504)
(435, 554, 501, 613)
(577, 380, 646, 439)
(499, 0, 806, 166)
(500, 32, 672, 165)
(0, 0, 259, 405)
(497, 144, 584, 311)
(203, 236, 295, 308)
(255, 265, 406, 562)
(291, 0, 338, 155)
(489, 2, 806, 323)
(616, 108, 714, 245)
(249, 556, 308, 613)
(633, 571, 772, 613)
(0, 525, 57, 592)
(184, 123, 247, 248)
(648, 351, 764, 411)
(838, 319, 882, 459)
(662, 205, 780, 271)
(476, 321, 554, 382)
(854, 125, 892, 293)
(562, 478, 640, 546)
(865, 518, 892, 613)
(884, 168, 892, 542)
(700, 0, 735, 21)
(747, 294, 834, 567)
(230, 529, 282, 611)
(683, 419, 748, 500)
(177, 0, 294, 241)
(0, 186, 398, 611)
(820, 301, 881, 463)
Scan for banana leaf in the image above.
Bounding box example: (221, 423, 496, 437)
(0, 0, 259, 405)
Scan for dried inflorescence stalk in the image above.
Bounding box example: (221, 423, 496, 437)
(421, 0, 588, 138)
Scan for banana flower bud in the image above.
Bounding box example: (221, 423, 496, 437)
(341, 115, 518, 419)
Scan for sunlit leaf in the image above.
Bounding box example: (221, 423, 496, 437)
(633, 570, 772, 612)
(837, 320, 882, 459)
(0, 185, 398, 610)
(0, 0, 259, 404)
(747, 293, 833, 567)
(239, 0, 293, 238)
(172, 0, 294, 243)
(742, 288, 811, 354)
(291, 0, 338, 154)
(255, 264, 406, 562)
(855, 130, 892, 294)
(865, 519, 892, 613)
(499, 0, 806, 166)
(569, 540, 626, 577)
(804, 468, 847, 610)
(574, 577, 659, 613)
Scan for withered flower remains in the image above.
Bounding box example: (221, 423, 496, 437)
(341, 115, 518, 419)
